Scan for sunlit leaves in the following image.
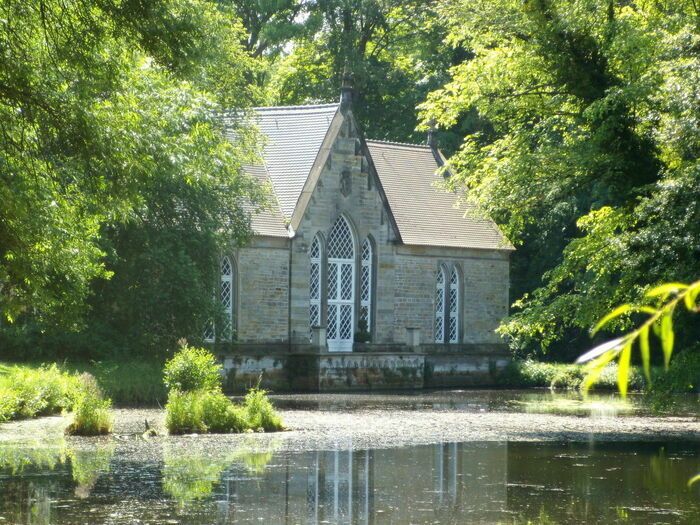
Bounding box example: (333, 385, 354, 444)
(421, 0, 700, 358)
(579, 279, 700, 396)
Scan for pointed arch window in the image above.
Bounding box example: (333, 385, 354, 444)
(435, 266, 446, 343)
(360, 238, 373, 332)
(448, 267, 460, 343)
(204, 256, 235, 342)
(327, 216, 355, 351)
(220, 256, 234, 341)
(309, 235, 322, 339)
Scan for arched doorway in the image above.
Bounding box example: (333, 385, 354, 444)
(327, 216, 355, 352)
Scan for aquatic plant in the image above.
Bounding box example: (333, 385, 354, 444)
(163, 342, 222, 393)
(65, 374, 113, 436)
(163, 346, 283, 434)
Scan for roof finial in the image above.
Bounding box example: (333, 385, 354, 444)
(340, 64, 353, 108)
(426, 119, 438, 149)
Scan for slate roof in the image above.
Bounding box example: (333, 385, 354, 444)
(366, 140, 513, 251)
(224, 103, 511, 250)
(240, 164, 288, 238)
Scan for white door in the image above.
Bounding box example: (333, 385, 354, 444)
(327, 216, 355, 352)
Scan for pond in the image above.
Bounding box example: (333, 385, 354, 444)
(0, 391, 698, 524)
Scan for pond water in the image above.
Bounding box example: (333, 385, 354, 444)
(0, 391, 698, 524)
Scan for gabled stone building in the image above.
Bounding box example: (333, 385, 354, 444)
(216, 85, 513, 391)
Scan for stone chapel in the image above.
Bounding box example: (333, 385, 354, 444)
(214, 83, 513, 391)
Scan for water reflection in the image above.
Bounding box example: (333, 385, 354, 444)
(0, 439, 698, 524)
(0, 437, 114, 524)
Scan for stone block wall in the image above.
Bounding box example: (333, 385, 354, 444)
(393, 246, 510, 346)
(236, 241, 289, 343)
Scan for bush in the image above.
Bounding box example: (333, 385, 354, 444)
(0, 387, 20, 422)
(165, 390, 206, 434)
(165, 390, 247, 434)
(65, 374, 113, 436)
(498, 359, 647, 392)
(163, 344, 222, 393)
(0, 364, 80, 419)
(162, 346, 283, 435)
(645, 350, 700, 411)
(243, 388, 284, 431)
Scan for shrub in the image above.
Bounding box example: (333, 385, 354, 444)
(165, 389, 248, 434)
(243, 388, 284, 431)
(498, 359, 647, 392)
(163, 345, 222, 393)
(165, 390, 206, 434)
(0, 364, 80, 419)
(65, 373, 113, 436)
(0, 387, 20, 422)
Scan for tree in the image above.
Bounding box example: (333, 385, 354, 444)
(0, 1, 266, 352)
(265, 0, 455, 142)
(420, 0, 700, 358)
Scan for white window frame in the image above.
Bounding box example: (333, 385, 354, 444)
(448, 266, 460, 344)
(360, 238, 373, 333)
(204, 256, 234, 342)
(309, 234, 322, 340)
(326, 216, 355, 352)
(435, 266, 446, 343)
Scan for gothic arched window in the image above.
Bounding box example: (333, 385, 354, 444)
(448, 266, 461, 343)
(309, 235, 322, 339)
(360, 238, 373, 332)
(435, 266, 446, 343)
(204, 256, 235, 342)
(327, 216, 355, 351)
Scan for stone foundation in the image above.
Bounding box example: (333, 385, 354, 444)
(220, 345, 509, 393)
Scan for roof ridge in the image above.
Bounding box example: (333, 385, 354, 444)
(251, 102, 339, 112)
(366, 138, 431, 149)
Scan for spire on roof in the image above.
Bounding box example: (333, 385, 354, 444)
(426, 119, 438, 150)
(340, 65, 353, 109)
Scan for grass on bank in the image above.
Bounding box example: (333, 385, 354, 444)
(163, 345, 283, 435)
(0, 364, 112, 435)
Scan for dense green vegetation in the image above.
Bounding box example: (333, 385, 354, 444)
(0, 363, 112, 435)
(164, 345, 282, 434)
(1, 1, 698, 369)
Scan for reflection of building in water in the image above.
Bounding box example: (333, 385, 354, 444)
(212, 441, 508, 524)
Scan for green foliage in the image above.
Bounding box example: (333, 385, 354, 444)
(165, 389, 247, 434)
(499, 359, 645, 392)
(163, 344, 223, 393)
(66, 374, 113, 436)
(578, 279, 700, 396)
(0, 363, 113, 435)
(0, 364, 80, 420)
(421, 0, 700, 358)
(265, 0, 454, 143)
(72, 360, 166, 406)
(163, 346, 282, 434)
(243, 388, 284, 431)
(0, 0, 267, 357)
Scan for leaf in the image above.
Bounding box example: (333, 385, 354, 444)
(592, 304, 633, 335)
(660, 311, 674, 369)
(617, 341, 632, 397)
(689, 474, 700, 488)
(582, 349, 620, 394)
(684, 286, 700, 312)
(645, 283, 688, 299)
(576, 337, 626, 364)
(639, 325, 651, 383)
